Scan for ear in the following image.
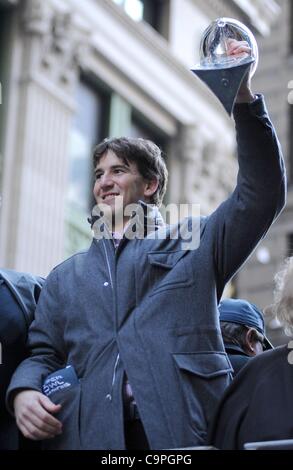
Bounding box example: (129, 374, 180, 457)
(245, 328, 256, 356)
(143, 178, 159, 199)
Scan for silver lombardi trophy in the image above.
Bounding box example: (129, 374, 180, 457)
(192, 18, 258, 115)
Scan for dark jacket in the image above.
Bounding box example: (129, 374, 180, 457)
(225, 344, 251, 377)
(0, 269, 44, 449)
(7, 97, 286, 450)
(208, 345, 293, 449)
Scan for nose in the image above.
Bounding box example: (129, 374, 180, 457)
(100, 173, 114, 190)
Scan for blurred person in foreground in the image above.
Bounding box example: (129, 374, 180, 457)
(219, 298, 273, 377)
(208, 258, 293, 449)
(6, 40, 286, 450)
(0, 269, 43, 449)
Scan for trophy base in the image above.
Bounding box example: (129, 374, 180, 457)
(191, 58, 255, 115)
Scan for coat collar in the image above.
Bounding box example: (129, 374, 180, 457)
(88, 200, 165, 240)
(224, 343, 250, 357)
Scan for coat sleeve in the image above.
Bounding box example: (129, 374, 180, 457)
(6, 269, 66, 414)
(15, 272, 45, 327)
(0, 269, 45, 327)
(207, 95, 286, 299)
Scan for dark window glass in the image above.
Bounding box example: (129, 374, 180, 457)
(142, 0, 166, 32)
(113, 0, 169, 37)
(130, 112, 167, 154)
(68, 81, 109, 212)
(130, 111, 169, 204)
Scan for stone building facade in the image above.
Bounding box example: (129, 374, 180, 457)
(0, 0, 285, 341)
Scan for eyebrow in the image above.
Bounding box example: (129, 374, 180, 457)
(94, 164, 130, 175)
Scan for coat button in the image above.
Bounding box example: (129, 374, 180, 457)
(103, 282, 109, 287)
(106, 394, 112, 401)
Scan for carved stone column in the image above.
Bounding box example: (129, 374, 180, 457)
(200, 139, 237, 213)
(172, 124, 205, 217)
(0, 0, 90, 275)
(175, 123, 236, 216)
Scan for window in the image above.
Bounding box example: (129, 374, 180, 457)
(67, 81, 109, 213)
(113, 0, 144, 22)
(65, 80, 109, 255)
(113, 0, 169, 37)
(130, 111, 169, 203)
(130, 112, 168, 154)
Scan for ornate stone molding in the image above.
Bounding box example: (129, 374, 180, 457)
(193, 0, 240, 23)
(194, 0, 280, 36)
(232, 0, 281, 36)
(22, 0, 91, 88)
(179, 122, 237, 212)
(23, 0, 53, 36)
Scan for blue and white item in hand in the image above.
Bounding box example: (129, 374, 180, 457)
(42, 365, 79, 397)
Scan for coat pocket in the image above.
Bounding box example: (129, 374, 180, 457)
(42, 382, 82, 450)
(147, 250, 193, 296)
(173, 352, 233, 437)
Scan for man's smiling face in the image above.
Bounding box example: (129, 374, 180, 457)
(93, 150, 151, 216)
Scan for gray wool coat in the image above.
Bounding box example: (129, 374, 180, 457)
(7, 96, 286, 450)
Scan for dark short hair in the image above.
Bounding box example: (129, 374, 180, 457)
(220, 321, 264, 350)
(93, 137, 168, 206)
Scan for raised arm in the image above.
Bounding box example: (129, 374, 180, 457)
(209, 94, 286, 300)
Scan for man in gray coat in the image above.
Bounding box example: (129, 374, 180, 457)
(7, 42, 286, 450)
